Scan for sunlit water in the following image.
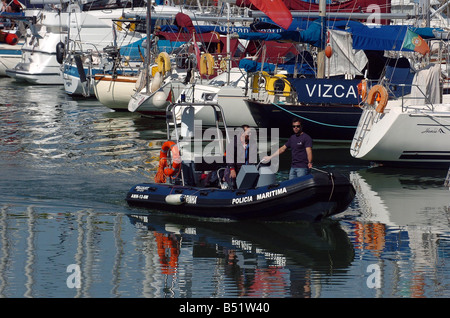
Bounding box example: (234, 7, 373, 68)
(1, 78, 450, 298)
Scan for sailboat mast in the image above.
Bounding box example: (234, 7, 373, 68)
(146, 0, 152, 93)
(317, 0, 326, 79)
(226, 0, 231, 84)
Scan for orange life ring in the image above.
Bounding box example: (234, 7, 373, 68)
(155, 141, 181, 183)
(366, 84, 388, 113)
(161, 141, 181, 176)
(357, 79, 368, 102)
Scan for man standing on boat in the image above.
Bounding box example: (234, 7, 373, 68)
(263, 118, 313, 179)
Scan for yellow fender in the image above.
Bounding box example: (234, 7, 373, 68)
(252, 71, 270, 93)
(219, 59, 227, 71)
(156, 52, 171, 75)
(366, 84, 389, 113)
(266, 74, 291, 97)
(117, 16, 136, 32)
(200, 53, 215, 76)
(150, 64, 159, 77)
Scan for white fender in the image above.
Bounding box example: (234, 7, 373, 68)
(165, 194, 185, 205)
(181, 106, 195, 138)
(152, 90, 168, 108)
(150, 72, 162, 93)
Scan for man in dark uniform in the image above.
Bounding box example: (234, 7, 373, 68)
(263, 118, 313, 179)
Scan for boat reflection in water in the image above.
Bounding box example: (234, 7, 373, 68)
(128, 213, 355, 297)
(346, 167, 450, 297)
(350, 168, 450, 230)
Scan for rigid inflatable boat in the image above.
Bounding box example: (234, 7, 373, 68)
(126, 170, 355, 222)
(126, 102, 355, 222)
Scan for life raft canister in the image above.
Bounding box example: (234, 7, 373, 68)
(160, 141, 181, 177)
(199, 53, 214, 76)
(366, 84, 389, 113)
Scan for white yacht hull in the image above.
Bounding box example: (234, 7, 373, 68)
(94, 74, 138, 110)
(351, 101, 450, 166)
(0, 41, 23, 77)
(7, 7, 144, 85)
(128, 81, 187, 116)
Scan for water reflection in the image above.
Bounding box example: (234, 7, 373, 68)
(343, 167, 450, 298)
(0, 204, 355, 298)
(3, 79, 450, 298)
(128, 213, 354, 297)
(350, 167, 450, 230)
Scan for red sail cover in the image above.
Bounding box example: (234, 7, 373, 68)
(248, 0, 293, 30)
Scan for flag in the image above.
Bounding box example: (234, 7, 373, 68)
(166, 87, 174, 103)
(248, 0, 292, 30)
(402, 29, 430, 55)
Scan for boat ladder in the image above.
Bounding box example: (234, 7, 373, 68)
(350, 108, 376, 156)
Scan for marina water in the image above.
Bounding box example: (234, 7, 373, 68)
(1, 78, 450, 298)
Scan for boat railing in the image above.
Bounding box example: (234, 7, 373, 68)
(379, 78, 436, 112)
(165, 102, 231, 186)
(66, 39, 102, 57)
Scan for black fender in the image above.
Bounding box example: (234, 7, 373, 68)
(56, 42, 65, 64)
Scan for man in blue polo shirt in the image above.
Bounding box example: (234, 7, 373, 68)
(263, 118, 313, 179)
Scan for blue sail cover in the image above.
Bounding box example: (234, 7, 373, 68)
(243, 19, 441, 52)
(332, 20, 441, 52)
(237, 19, 324, 47)
(239, 52, 315, 75)
(239, 59, 276, 73)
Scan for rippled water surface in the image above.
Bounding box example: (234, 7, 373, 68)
(1, 78, 450, 298)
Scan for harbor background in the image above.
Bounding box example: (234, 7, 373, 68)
(1, 78, 450, 298)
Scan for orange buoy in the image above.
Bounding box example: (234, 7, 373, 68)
(325, 45, 333, 58)
(0, 31, 18, 45)
(357, 79, 368, 102)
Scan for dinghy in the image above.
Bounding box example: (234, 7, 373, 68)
(126, 102, 355, 222)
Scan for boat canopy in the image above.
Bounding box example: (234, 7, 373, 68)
(238, 50, 315, 76)
(236, 19, 323, 47)
(334, 21, 442, 52)
(236, 19, 442, 53)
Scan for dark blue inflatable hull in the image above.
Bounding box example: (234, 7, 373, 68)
(126, 172, 355, 222)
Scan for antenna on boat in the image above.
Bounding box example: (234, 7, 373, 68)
(317, 0, 326, 79)
(225, 0, 231, 85)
